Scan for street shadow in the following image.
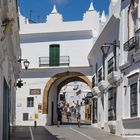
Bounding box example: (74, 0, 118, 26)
(32, 126, 60, 140)
(60, 122, 91, 126)
(10, 126, 61, 140)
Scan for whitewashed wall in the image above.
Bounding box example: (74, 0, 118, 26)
(16, 78, 48, 126)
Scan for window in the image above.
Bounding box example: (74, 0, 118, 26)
(130, 83, 137, 117)
(92, 75, 96, 88)
(92, 98, 97, 123)
(49, 44, 60, 66)
(98, 68, 102, 82)
(23, 113, 28, 121)
(108, 57, 114, 74)
(108, 87, 116, 121)
(27, 97, 34, 107)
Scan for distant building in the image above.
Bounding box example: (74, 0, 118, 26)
(59, 82, 91, 120)
(0, 1, 20, 140)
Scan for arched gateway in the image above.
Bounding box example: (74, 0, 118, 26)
(43, 71, 92, 125)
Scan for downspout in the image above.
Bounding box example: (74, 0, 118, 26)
(128, 5, 131, 40)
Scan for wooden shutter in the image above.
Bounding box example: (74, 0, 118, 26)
(49, 44, 60, 66)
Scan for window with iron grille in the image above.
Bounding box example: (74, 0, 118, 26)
(108, 87, 116, 121)
(23, 113, 28, 121)
(98, 68, 102, 82)
(92, 98, 97, 123)
(27, 97, 34, 107)
(108, 57, 114, 74)
(92, 75, 96, 88)
(130, 83, 137, 117)
(49, 44, 60, 66)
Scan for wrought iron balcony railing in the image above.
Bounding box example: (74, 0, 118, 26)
(124, 35, 140, 51)
(39, 56, 70, 67)
(124, 37, 138, 51)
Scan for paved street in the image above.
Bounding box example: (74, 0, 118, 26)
(10, 126, 59, 140)
(10, 125, 128, 140)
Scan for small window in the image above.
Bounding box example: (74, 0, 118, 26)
(27, 97, 34, 107)
(108, 87, 116, 121)
(98, 68, 102, 82)
(92, 75, 96, 88)
(130, 83, 137, 117)
(23, 113, 28, 121)
(92, 98, 97, 123)
(108, 57, 114, 74)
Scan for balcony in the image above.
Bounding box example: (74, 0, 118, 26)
(98, 80, 108, 92)
(107, 71, 120, 86)
(92, 86, 100, 96)
(134, 48, 140, 62)
(123, 36, 138, 51)
(39, 56, 70, 67)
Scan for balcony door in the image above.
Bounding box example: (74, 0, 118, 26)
(49, 44, 60, 66)
(92, 98, 97, 123)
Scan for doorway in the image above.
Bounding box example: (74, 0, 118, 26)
(51, 101, 54, 125)
(3, 78, 10, 140)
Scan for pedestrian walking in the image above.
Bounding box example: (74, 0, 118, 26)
(57, 109, 62, 127)
(67, 111, 71, 123)
(77, 112, 81, 127)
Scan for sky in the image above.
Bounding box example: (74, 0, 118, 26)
(18, 0, 110, 23)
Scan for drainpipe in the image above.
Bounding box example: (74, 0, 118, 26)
(128, 5, 131, 40)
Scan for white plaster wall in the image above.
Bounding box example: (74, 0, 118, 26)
(21, 38, 93, 68)
(109, 0, 121, 18)
(119, 8, 128, 65)
(47, 82, 58, 125)
(16, 78, 48, 126)
(10, 85, 16, 125)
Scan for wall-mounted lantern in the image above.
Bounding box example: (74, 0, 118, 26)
(100, 40, 120, 79)
(18, 59, 30, 70)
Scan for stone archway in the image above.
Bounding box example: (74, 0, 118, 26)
(43, 71, 92, 114)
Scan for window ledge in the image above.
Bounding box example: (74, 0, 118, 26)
(123, 117, 140, 122)
(122, 117, 140, 132)
(134, 49, 140, 62)
(119, 62, 131, 70)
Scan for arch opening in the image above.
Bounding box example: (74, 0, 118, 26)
(43, 71, 92, 125)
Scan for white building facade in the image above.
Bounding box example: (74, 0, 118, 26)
(88, 0, 140, 139)
(0, 0, 20, 140)
(16, 2, 106, 126)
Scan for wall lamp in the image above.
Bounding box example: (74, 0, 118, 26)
(100, 44, 110, 80)
(101, 40, 120, 79)
(101, 40, 120, 57)
(18, 59, 30, 70)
